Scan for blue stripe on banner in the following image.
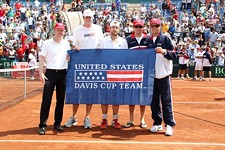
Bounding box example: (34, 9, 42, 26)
(66, 49, 156, 105)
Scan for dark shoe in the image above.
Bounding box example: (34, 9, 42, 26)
(54, 125, 64, 132)
(124, 122, 134, 128)
(38, 127, 46, 135)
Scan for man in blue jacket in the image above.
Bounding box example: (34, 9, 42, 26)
(147, 18, 177, 136)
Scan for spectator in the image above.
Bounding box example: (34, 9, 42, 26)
(0, 29, 7, 43)
(8, 46, 16, 62)
(34, 0, 40, 9)
(202, 47, 213, 81)
(162, 21, 169, 33)
(177, 45, 189, 80)
(188, 46, 197, 67)
(217, 49, 225, 66)
(209, 27, 219, 49)
(192, 47, 204, 80)
(28, 49, 37, 80)
(0, 44, 3, 56)
(123, 22, 133, 37)
(16, 47, 25, 62)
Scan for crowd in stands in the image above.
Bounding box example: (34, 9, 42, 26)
(0, 0, 225, 76)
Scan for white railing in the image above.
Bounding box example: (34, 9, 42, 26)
(0, 66, 39, 98)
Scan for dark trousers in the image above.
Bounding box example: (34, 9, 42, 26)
(151, 76, 176, 127)
(39, 69, 67, 128)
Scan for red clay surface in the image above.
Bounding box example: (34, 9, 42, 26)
(0, 77, 225, 150)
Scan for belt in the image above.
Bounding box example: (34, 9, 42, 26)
(47, 69, 66, 72)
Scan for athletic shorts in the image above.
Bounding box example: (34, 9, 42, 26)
(195, 62, 203, 71)
(203, 66, 211, 71)
(179, 64, 187, 70)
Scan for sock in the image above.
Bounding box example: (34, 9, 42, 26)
(113, 114, 118, 120)
(181, 74, 184, 78)
(102, 114, 107, 119)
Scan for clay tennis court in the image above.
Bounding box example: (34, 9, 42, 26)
(0, 77, 225, 149)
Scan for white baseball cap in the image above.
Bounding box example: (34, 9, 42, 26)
(83, 9, 94, 18)
(110, 20, 120, 27)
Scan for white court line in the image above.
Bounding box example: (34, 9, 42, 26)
(214, 87, 225, 93)
(174, 102, 225, 104)
(0, 100, 224, 104)
(173, 86, 224, 89)
(0, 140, 225, 146)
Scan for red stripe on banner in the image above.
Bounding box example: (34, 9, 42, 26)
(107, 70, 143, 74)
(107, 78, 143, 82)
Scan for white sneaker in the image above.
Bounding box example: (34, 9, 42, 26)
(84, 118, 92, 129)
(30, 77, 35, 80)
(64, 117, 77, 128)
(181, 77, 184, 80)
(176, 77, 180, 80)
(165, 125, 173, 136)
(149, 125, 163, 133)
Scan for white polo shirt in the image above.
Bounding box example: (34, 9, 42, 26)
(39, 38, 71, 70)
(98, 36, 128, 49)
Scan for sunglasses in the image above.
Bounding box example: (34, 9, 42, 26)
(134, 25, 143, 28)
(150, 25, 160, 28)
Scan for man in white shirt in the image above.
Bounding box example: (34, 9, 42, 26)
(209, 28, 219, 49)
(0, 29, 7, 43)
(64, 9, 103, 129)
(19, 5, 26, 21)
(27, 15, 34, 32)
(98, 20, 128, 129)
(193, 47, 204, 80)
(123, 23, 133, 37)
(140, 4, 147, 15)
(38, 23, 71, 135)
(28, 49, 37, 80)
(34, 0, 40, 9)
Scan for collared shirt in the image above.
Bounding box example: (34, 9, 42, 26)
(98, 35, 128, 49)
(39, 38, 71, 70)
(126, 34, 149, 49)
(209, 32, 219, 42)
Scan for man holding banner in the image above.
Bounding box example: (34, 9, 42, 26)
(148, 18, 177, 136)
(98, 20, 128, 129)
(125, 19, 148, 129)
(66, 30, 156, 131)
(64, 9, 104, 129)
